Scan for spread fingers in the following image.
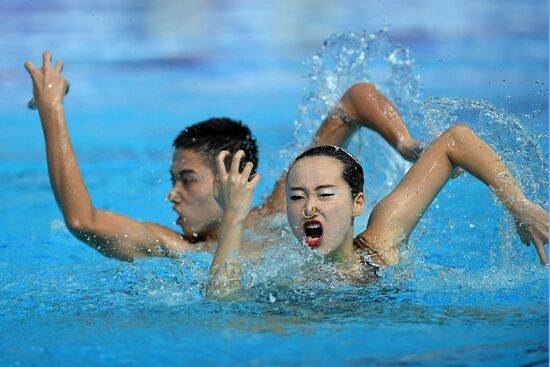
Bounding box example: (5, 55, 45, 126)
(240, 162, 254, 183)
(24, 60, 38, 77)
(247, 173, 261, 190)
(230, 150, 245, 176)
(55, 60, 64, 73)
(42, 51, 52, 69)
(534, 237, 547, 265)
(216, 150, 230, 179)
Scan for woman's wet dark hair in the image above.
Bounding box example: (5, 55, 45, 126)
(289, 145, 364, 198)
(173, 117, 259, 174)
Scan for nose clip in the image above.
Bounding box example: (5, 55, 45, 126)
(167, 192, 180, 201)
(302, 206, 319, 219)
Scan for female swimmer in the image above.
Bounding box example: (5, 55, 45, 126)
(207, 124, 548, 297)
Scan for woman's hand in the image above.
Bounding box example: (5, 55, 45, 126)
(24, 51, 70, 110)
(511, 199, 548, 265)
(207, 150, 260, 299)
(214, 150, 261, 224)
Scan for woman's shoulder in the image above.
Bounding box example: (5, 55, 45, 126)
(353, 235, 390, 267)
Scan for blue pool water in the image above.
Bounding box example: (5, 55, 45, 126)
(0, 1, 548, 366)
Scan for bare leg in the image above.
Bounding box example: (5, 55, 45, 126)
(332, 82, 423, 162)
(257, 82, 423, 215)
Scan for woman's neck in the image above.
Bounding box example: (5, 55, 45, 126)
(325, 225, 359, 270)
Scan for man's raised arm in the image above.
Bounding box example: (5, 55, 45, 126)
(256, 82, 422, 216)
(25, 51, 188, 260)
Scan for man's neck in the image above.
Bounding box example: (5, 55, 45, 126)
(184, 225, 220, 244)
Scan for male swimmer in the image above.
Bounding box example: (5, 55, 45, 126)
(207, 130, 548, 297)
(25, 51, 422, 261)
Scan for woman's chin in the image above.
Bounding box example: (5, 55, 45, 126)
(310, 240, 333, 255)
(304, 236, 322, 248)
(317, 247, 331, 255)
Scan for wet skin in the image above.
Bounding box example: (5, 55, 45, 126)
(168, 149, 223, 242)
(286, 156, 365, 258)
(25, 51, 427, 261)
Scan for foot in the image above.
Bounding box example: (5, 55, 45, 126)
(397, 138, 424, 162)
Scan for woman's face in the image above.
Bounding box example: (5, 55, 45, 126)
(286, 155, 364, 255)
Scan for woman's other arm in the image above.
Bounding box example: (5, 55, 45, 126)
(360, 123, 548, 265)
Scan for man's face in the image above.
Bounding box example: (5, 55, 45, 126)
(168, 148, 223, 240)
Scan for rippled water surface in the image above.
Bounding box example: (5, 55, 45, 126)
(0, 1, 548, 366)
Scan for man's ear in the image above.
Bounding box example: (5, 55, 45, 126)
(352, 192, 365, 217)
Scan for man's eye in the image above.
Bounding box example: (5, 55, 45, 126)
(289, 195, 303, 201)
(172, 175, 195, 186)
(181, 177, 195, 185)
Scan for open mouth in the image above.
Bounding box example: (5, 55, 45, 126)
(173, 208, 183, 226)
(303, 220, 323, 248)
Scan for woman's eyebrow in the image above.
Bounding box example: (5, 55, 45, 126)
(316, 185, 337, 190)
(288, 184, 337, 191)
(288, 186, 305, 191)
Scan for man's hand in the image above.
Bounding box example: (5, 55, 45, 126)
(24, 51, 70, 110)
(511, 200, 549, 265)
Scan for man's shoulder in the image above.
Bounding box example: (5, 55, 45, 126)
(141, 222, 196, 256)
(142, 221, 179, 237)
(244, 208, 286, 230)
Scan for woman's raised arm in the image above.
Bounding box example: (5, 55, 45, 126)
(206, 150, 260, 299)
(359, 123, 548, 265)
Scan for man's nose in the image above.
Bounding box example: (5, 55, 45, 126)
(167, 188, 182, 203)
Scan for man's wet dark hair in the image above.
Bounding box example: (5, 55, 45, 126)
(290, 145, 364, 198)
(173, 117, 259, 173)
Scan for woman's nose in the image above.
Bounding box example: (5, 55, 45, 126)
(302, 201, 319, 219)
(306, 197, 319, 210)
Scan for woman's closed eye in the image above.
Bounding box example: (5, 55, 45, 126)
(289, 194, 304, 201)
